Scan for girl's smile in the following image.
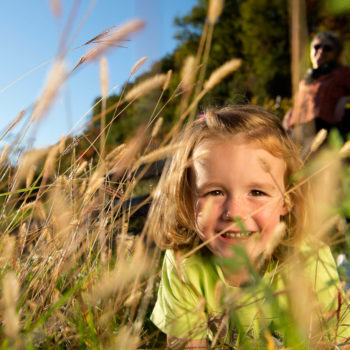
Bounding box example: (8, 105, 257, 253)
(191, 134, 288, 258)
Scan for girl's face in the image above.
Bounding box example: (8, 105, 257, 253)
(191, 134, 288, 258)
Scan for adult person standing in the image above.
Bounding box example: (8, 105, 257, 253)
(283, 31, 350, 151)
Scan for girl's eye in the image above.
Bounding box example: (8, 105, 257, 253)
(206, 190, 223, 197)
(250, 189, 266, 197)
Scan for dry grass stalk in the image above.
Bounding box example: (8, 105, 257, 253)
(34, 201, 47, 222)
(43, 145, 59, 179)
(151, 117, 163, 138)
(15, 148, 49, 188)
(0, 144, 9, 166)
(32, 60, 67, 122)
(124, 290, 143, 307)
(207, 0, 225, 24)
(49, 185, 73, 249)
(84, 176, 105, 201)
(21, 201, 47, 222)
(339, 140, 350, 158)
(2, 271, 20, 340)
(82, 19, 145, 63)
(100, 57, 109, 99)
(6, 110, 25, 135)
(284, 254, 321, 346)
(100, 56, 109, 158)
(125, 73, 167, 101)
(49, 0, 62, 17)
(307, 149, 341, 241)
(130, 56, 148, 75)
(58, 135, 66, 154)
(112, 326, 140, 350)
(110, 129, 147, 177)
(106, 143, 125, 159)
(0, 235, 16, 267)
(263, 222, 286, 258)
(79, 178, 87, 196)
(310, 128, 327, 154)
(134, 143, 180, 169)
(204, 58, 242, 91)
(83, 26, 117, 46)
(162, 69, 173, 91)
(76, 160, 88, 175)
(87, 245, 149, 305)
(17, 223, 27, 257)
(25, 165, 36, 188)
(181, 56, 196, 93)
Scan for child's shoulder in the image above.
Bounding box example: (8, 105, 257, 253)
(163, 249, 220, 284)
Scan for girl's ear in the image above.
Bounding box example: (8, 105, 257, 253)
(281, 194, 294, 216)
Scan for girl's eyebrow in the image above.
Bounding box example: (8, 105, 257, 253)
(248, 181, 278, 191)
(195, 182, 223, 191)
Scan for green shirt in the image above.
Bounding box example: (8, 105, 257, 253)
(151, 244, 350, 346)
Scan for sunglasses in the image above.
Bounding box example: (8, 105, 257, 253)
(313, 44, 333, 52)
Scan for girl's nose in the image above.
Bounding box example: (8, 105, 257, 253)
(222, 196, 247, 221)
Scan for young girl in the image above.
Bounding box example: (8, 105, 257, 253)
(148, 105, 350, 348)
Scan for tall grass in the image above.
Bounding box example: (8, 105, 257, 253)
(0, 1, 349, 349)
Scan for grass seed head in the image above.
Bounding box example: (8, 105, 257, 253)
(113, 326, 140, 350)
(83, 26, 117, 46)
(0, 144, 9, 166)
(0, 235, 15, 268)
(125, 74, 167, 101)
(134, 144, 180, 169)
(310, 128, 327, 154)
(339, 140, 350, 158)
(82, 19, 145, 62)
(207, 0, 224, 24)
(16, 149, 48, 187)
(106, 144, 126, 162)
(76, 160, 88, 176)
(25, 165, 36, 188)
(181, 56, 196, 92)
(162, 69, 173, 91)
(84, 177, 105, 200)
(130, 56, 148, 75)
(2, 271, 19, 340)
(7, 110, 25, 134)
(43, 145, 59, 179)
(151, 117, 163, 137)
(204, 58, 242, 91)
(58, 135, 66, 154)
(32, 60, 67, 122)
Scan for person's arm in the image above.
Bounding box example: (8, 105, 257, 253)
(167, 335, 207, 349)
(334, 96, 350, 123)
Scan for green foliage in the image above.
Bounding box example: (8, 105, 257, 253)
(238, 0, 291, 101)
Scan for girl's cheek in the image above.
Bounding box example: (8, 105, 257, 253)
(253, 202, 284, 233)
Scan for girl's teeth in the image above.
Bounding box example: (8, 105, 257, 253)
(223, 232, 250, 238)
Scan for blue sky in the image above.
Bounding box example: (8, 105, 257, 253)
(0, 0, 198, 149)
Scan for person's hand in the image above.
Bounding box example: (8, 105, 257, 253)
(334, 96, 350, 123)
(282, 109, 292, 130)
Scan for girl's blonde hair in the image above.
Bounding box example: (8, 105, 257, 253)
(147, 105, 306, 251)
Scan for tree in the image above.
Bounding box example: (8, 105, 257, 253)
(88, 0, 350, 145)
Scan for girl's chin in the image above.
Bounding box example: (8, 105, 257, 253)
(207, 242, 245, 259)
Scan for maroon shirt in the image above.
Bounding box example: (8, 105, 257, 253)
(286, 65, 350, 128)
